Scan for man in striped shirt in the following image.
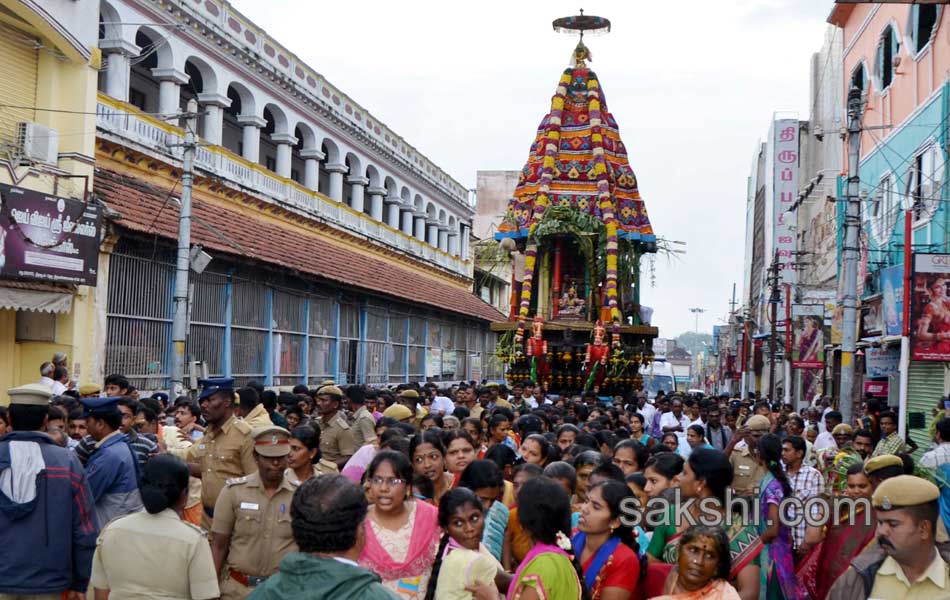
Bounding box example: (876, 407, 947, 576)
(782, 435, 824, 558)
(921, 417, 950, 469)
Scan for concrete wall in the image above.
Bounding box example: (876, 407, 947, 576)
(474, 171, 520, 241)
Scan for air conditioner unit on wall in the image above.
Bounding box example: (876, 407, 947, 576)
(15, 121, 58, 164)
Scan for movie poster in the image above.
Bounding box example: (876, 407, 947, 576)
(910, 254, 950, 361)
(791, 305, 825, 369)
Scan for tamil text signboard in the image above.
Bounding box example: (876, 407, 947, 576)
(0, 184, 102, 286)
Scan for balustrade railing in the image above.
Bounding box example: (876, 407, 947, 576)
(96, 96, 471, 278)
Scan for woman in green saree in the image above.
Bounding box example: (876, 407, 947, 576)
(645, 449, 761, 600)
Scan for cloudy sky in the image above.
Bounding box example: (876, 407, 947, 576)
(234, 0, 833, 338)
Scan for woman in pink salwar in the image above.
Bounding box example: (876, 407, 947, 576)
(359, 450, 440, 599)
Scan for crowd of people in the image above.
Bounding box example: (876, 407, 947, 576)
(2, 360, 950, 599)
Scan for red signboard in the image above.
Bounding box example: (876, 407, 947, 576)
(864, 380, 889, 398)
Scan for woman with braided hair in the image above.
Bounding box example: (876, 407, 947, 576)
(424, 488, 509, 600)
(506, 476, 586, 600)
(755, 434, 802, 600)
(248, 474, 395, 599)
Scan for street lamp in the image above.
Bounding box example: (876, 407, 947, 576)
(688, 307, 706, 336)
(689, 308, 706, 388)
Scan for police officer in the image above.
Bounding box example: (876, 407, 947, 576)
(828, 475, 950, 599)
(726, 413, 770, 497)
(211, 426, 299, 600)
(183, 377, 256, 530)
(313, 385, 355, 469)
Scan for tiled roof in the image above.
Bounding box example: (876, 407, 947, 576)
(94, 168, 505, 322)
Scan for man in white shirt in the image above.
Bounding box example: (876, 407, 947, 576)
(921, 417, 950, 469)
(660, 397, 691, 453)
(520, 384, 539, 410)
(813, 410, 842, 450)
(636, 392, 656, 431)
(429, 390, 455, 416)
(50, 366, 69, 396)
(38, 362, 56, 392)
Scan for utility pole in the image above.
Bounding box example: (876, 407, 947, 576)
(171, 99, 199, 397)
(839, 86, 864, 425)
(768, 249, 781, 402)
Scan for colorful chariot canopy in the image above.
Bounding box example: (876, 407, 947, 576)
(496, 41, 656, 248)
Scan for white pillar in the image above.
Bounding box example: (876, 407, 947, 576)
(347, 176, 369, 212)
(459, 223, 470, 260)
(299, 148, 324, 191)
(367, 186, 386, 221)
(899, 335, 910, 439)
(401, 209, 413, 234)
(414, 213, 427, 241)
(237, 115, 266, 164)
(437, 226, 449, 252)
(326, 163, 347, 203)
(448, 232, 459, 256)
(99, 39, 139, 103)
(152, 68, 189, 117)
(385, 196, 402, 229)
(197, 92, 230, 145)
(270, 132, 298, 179)
(426, 220, 439, 247)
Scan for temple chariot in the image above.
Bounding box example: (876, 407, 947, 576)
(491, 12, 659, 395)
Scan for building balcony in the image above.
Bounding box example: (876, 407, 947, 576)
(95, 94, 473, 279)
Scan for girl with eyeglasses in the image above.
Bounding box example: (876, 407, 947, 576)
(358, 450, 440, 599)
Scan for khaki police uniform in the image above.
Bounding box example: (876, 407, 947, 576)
(90, 509, 219, 599)
(350, 404, 377, 449)
(186, 414, 256, 529)
(730, 443, 767, 496)
(285, 459, 339, 484)
(315, 411, 356, 464)
(212, 426, 299, 600)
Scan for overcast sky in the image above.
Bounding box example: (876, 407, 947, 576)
(234, 0, 832, 338)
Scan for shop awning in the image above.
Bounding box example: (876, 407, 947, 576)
(0, 280, 74, 313)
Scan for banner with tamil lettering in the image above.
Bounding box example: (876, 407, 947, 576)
(0, 184, 102, 286)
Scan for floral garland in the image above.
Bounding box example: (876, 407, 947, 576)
(515, 71, 571, 339)
(586, 76, 622, 325)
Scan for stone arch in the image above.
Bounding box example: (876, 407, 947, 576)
(404, 188, 418, 237)
(135, 25, 176, 70)
(384, 176, 398, 197)
(289, 122, 318, 186)
(220, 82, 257, 157)
(321, 138, 341, 164)
(224, 81, 257, 118)
(293, 122, 318, 150)
(438, 208, 447, 225)
(262, 102, 290, 135)
(183, 56, 218, 96)
(365, 164, 381, 188)
(343, 153, 362, 207)
(98, 0, 123, 42)
(318, 138, 341, 197)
